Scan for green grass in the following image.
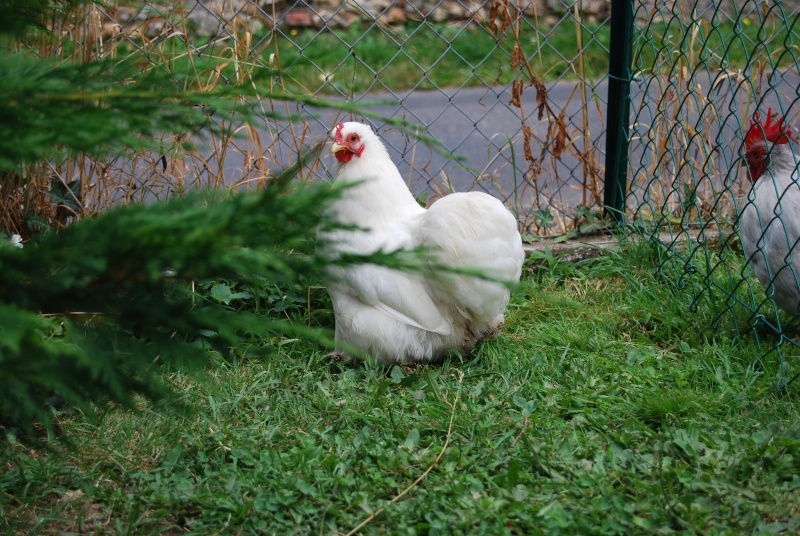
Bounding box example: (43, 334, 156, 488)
(2, 242, 799, 534)
(267, 20, 611, 95)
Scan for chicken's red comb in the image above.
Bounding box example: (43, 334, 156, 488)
(745, 108, 793, 148)
(334, 122, 345, 143)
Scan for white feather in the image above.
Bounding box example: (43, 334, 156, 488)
(318, 122, 524, 363)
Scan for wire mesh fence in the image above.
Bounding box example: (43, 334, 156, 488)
(625, 0, 800, 385)
(14, 0, 614, 237)
(6, 1, 800, 382)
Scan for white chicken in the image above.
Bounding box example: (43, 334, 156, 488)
(318, 121, 525, 364)
(739, 108, 800, 316)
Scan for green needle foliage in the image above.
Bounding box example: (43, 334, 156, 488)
(0, 156, 346, 440)
(0, 0, 279, 440)
(0, 55, 237, 169)
(0, 0, 266, 174)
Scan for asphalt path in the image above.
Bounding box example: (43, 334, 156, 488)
(340, 80, 608, 203)
(215, 70, 799, 215)
(220, 79, 610, 211)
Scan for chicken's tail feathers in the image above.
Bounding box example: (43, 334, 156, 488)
(417, 192, 525, 321)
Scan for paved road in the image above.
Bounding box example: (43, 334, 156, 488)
(350, 80, 609, 200)
(221, 79, 611, 212)
(216, 70, 799, 222)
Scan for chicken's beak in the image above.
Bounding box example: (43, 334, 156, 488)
(331, 142, 346, 154)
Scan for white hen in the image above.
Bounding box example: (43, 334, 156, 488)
(739, 109, 800, 316)
(318, 122, 525, 364)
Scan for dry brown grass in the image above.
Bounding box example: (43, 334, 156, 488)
(2, 1, 328, 238)
(628, 5, 799, 233)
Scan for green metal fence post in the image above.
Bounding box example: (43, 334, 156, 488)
(603, 0, 635, 224)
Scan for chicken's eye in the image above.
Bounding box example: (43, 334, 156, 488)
(349, 135, 358, 142)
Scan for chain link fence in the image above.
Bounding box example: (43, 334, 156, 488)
(12, 1, 800, 381)
(624, 0, 800, 385)
(50, 0, 611, 237)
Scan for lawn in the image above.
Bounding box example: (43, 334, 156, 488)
(2, 241, 798, 534)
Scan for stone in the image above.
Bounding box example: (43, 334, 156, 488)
(286, 8, 313, 26)
(100, 1, 625, 37)
(381, 6, 407, 25)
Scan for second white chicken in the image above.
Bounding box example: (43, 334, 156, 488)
(739, 109, 800, 316)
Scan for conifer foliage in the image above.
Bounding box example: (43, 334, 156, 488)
(0, 0, 354, 441)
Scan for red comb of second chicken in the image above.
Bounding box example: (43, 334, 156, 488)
(745, 107, 793, 149)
